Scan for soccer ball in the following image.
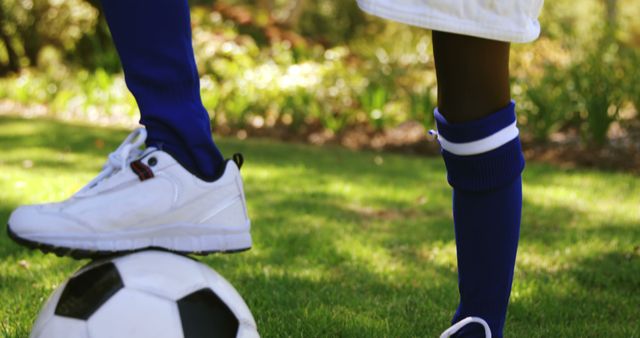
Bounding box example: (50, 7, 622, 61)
(30, 250, 259, 338)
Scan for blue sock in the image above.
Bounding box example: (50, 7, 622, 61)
(434, 102, 524, 338)
(100, 0, 225, 180)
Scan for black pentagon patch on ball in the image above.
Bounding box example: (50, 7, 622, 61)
(54, 262, 124, 320)
(178, 288, 239, 338)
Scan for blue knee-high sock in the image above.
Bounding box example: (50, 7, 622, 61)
(100, 0, 224, 180)
(434, 102, 524, 338)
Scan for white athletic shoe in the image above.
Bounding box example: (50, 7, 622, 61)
(7, 128, 252, 258)
(439, 317, 492, 338)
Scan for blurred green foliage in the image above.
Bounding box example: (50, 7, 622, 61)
(0, 0, 639, 144)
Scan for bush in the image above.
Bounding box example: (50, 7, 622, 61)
(521, 64, 574, 141)
(0, 0, 638, 145)
(570, 40, 625, 144)
(0, 0, 99, 71)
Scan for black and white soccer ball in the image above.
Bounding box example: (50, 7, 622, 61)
(31, 250, 259, 338)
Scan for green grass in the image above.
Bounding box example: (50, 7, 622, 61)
(1, 116, 638, 337)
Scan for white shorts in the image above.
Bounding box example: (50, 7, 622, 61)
(356, 0, 544, 43)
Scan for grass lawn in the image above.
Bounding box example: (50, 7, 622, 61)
(1, 116, 638, 337)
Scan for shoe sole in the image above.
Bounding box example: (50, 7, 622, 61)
(6, 224, 251, 260)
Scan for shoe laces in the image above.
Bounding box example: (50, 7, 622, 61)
(79, 128, 147, 193)
(439, 317, 492, 338)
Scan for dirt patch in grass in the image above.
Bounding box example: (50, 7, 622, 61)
(224, 119, 640, 174)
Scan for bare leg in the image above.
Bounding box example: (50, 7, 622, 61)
(432, 31, 511, 123)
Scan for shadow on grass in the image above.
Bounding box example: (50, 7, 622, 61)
(0, 116, 129, 155)
(229, 266, 460, 337)
(509, 251, 640, 337)
(0, 202, 29, 260)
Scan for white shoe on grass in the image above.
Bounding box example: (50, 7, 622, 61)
(439, 316, 492, 338)
(7, 128, 252, 259)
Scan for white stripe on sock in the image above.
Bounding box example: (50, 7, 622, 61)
(438, 121, 519, 156)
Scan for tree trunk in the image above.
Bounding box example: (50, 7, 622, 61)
(0, 5, 20, 73)
(284, 0, 306, 28)
(256, 0, 272, 12)
(603, 0, 617, 30)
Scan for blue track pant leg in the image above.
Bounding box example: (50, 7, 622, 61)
(101, 0, 224, 179)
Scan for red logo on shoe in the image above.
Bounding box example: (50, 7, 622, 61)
(130, 160, 154, 181)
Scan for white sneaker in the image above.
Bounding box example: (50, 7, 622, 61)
(7, 128, 252, 258)
(439, 317, 492, 338)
